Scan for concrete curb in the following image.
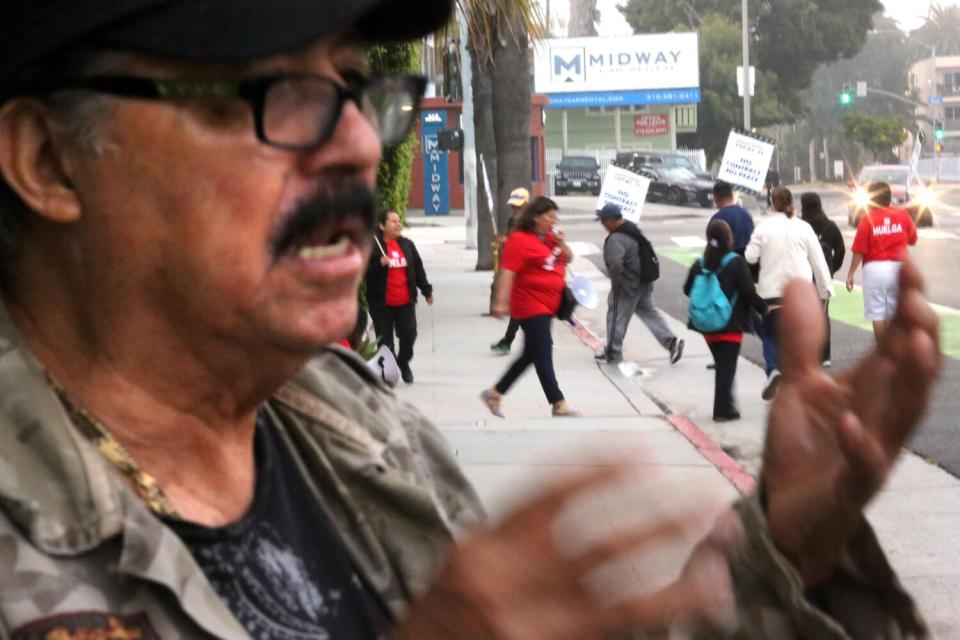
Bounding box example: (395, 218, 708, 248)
(567, 309, 757, 496)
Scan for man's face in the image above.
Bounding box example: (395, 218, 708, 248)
(600, 217, 617, 233)
(63, 39, 381, 357)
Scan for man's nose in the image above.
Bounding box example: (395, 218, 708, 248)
(298, 100, 382, 179)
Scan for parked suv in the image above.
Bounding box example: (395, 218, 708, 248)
(613, 150, 712, 181)
(554, 156, 601, 196)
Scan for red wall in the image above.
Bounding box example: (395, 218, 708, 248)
(408, 95, 548, 211)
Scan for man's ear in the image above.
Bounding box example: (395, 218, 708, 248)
(0, 100, 83, 224)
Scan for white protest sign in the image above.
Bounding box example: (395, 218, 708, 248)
(716, 130, 775, 195)
(595, 165, 650, 224)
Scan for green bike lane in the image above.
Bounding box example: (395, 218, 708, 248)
(657, 246, 960, 360)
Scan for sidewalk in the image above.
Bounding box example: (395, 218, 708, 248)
(397, 223, 960, 637)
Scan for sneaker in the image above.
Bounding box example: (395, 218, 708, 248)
(713, 412, 741, 423)
(551, 401, 582, 417)
(480, 389, 504, 418)
(669, 338, 685, 365)
(594, 351, 610, 362)
(400, 364, 414, 384)
(490, 341, 511, 355)
(761, 369, 781, 401)
(822, 360, 832, 368)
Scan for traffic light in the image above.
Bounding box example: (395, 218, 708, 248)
(934, 119, 945, 141)
(936, 142, 944, 153)
(840, 82, 853, 106)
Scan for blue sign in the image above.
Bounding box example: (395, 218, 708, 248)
(421, 111, 449, 216)
(929, 95, 944, 106)
(545, 88, 701, 109)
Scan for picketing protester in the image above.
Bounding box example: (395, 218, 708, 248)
(489, 187, 529, 356)
(0, 0, 942, 638)
(800, 191, 846, 366)
(745, 186, 834, 400)
(845, 181, 918, 343)
(684, 220, 767, 422)
(594, 203, 684, 365)
(710, 180, 754, 255)
(365, 209, 433, 384)
(481, 197, 580, 417)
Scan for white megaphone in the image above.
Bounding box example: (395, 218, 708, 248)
(367, 345, 400, 387)
(569, 275, 599, 310)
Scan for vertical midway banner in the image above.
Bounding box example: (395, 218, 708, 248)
(716, 129, 775, 195)
(595, 166, 651, 223)
(421, 111, 450, 215)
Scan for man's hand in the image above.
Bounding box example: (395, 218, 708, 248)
(845, 271, 855, 292)
(380, 255, 391, 266)
(426, 295, 434, 306)
(764, 258, 940, 586)
(394, 465, 733, 639)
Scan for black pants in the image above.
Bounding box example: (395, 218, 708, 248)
(369, 303, 417, 367)
(707, 339, 741, 418)
(498, 318, 521, 347)
(495, 315, 564, 404)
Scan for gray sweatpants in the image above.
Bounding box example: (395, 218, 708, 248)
(605, 283, 676, 362)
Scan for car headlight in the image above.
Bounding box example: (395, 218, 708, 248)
(851, 188, 870, 208)
(914, 187, 936, 208)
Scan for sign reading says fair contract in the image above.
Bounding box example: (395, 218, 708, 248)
(717, 130, 775, 194)
(596, 166, 650, 223)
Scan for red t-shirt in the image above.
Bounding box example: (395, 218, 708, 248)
(384, 240, 411, 306)
(501, 230, 566, 319)
(852, 207, 917, 263)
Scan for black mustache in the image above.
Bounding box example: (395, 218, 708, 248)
(270, 181, 377, 259)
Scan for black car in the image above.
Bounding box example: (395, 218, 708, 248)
(637, 166, 714, 207)
(613, 150, 712, 181)
(554, 156, 601, 196)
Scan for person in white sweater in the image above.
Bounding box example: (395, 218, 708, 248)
(745, 187, 834, 399)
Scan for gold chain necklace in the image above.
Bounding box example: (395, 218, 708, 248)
(46, 373, 181, 519)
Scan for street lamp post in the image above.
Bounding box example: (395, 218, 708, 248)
(741, 0, 751, 130)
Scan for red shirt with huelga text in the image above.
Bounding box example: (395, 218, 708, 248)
(501, 230, 566, 320)
(384, 240, 411, 306)
(852, 207, 917, 263)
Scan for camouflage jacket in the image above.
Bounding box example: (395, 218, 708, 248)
(0, 298, 927, 639)
(0, 303, 484, 638)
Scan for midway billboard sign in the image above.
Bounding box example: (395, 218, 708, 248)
(534, 33, 700, 109)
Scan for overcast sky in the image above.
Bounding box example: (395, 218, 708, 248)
(545, 0, 960, 37)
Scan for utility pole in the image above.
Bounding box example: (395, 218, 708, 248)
(741, 0, 751, 130)
(933, 45, 940, 182)
(458, 8, 477, 248)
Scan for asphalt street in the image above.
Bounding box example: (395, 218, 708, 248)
(556, 183, 960, 478)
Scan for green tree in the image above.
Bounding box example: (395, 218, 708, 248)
(842, 111, 907, 161)
(369, 42, 421, 223)
(619, 0, 881, 161)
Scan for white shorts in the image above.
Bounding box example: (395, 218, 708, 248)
(862, 260, 902, 321)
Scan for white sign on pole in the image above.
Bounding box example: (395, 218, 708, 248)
(736, 65, 755, 97)
(716, 129, 776, 195)
(833, 160, 844, 180)
(856, 81, 867, 97)
(534, 33, 700, 94)
(595, 166, 651, 223)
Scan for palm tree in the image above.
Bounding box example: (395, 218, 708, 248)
(569, 0, 600, 36)
(911, 3, 960, 56)
(457, 0, 544, 270)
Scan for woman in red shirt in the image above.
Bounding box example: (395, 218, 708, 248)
(480, 197, 578, 417)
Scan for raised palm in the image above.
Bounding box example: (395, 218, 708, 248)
(762, 260, 940, 585)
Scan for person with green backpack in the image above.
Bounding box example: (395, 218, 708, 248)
(684, 220, 767, 421)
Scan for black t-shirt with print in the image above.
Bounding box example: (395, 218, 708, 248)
(166, 409, 392, 640)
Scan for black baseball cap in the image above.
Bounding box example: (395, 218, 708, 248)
(0, 0, 453, 85)
(596, 203, 623, 221)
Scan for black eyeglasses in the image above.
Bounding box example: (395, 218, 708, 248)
(25, 72, 426, 151)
